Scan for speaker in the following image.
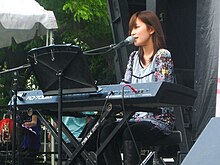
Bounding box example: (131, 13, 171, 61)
(181, 117, 220, 165)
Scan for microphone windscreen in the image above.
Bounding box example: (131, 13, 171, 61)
(125, 36, 135, 44)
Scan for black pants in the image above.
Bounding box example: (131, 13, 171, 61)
(20, 148, 39, 165)
(99, 121, 167, 165)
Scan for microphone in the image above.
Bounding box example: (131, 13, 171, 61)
(112, 36, 135, 50)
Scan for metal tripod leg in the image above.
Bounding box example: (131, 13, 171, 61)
(65, 103, 113, 165)
(140, 151, 166, 165)
(36, 110, 95, 164)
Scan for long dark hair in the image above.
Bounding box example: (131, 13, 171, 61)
(129, 10, 166, 60)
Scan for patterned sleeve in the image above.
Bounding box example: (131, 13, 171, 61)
(154, 49, 175, 130)
(153, 49, 174, 83)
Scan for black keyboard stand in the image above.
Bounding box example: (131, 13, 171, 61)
(65, 103, 113, 164)
(36, 103, 135, 165)
(36, 110, 96, 164)
(66, 105, 135, 165)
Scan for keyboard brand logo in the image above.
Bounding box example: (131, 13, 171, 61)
(26, 95, 52, 101)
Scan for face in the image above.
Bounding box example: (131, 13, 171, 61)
(131, 18, 154, 47)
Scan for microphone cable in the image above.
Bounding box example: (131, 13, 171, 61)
(121, 84, 142, 163)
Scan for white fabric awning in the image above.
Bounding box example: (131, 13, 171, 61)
(0, 0, 58, 48)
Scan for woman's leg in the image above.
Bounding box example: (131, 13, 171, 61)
(122, 121, 166, 165)
(123, 140, 141, 165)
(123, 121, 165, 142)
(99, 122, 122, 165)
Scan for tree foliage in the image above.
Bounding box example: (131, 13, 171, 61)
(63, 0, 109, 24)
(0, 0, 116, 105)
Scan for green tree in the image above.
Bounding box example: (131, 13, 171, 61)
(0, 0, 116, 106)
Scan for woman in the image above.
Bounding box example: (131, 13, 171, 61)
(20, 112, 41, 165)
(100, 10, 175, 165)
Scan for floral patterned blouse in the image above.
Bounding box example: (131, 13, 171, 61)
(122, 49, 175, 134)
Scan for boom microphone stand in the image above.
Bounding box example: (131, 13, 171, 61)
(83, 44, 115, 56)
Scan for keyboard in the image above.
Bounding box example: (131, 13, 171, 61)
(9, 82, 197, 113)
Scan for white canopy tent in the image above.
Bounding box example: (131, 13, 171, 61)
(0, 0, 58, 48)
